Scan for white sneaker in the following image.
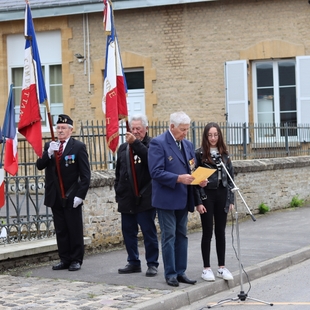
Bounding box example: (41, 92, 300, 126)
(217, 267, 233, 280)
(201, 269, 215, 282)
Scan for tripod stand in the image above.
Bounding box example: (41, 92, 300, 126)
(207, 153, 273, 308)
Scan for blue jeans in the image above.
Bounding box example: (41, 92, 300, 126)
(157, 208, 188, 279)
(121, 208, 159, 267)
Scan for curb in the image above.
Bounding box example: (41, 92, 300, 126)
(128, 245, 310, 310)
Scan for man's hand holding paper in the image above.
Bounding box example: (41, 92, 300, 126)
(191, 166, 216, 185)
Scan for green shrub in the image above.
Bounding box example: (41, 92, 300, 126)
(258, 203, 270, 214)
(289, 195, 304, 208)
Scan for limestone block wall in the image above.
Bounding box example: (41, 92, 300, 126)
(232, 156, 310, 214)
(84, 156, 310, 249)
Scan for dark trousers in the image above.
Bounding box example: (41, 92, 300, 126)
(52, 205, 84, 265)
(121, 208, 159, 267)
(200, 184, 228, 268)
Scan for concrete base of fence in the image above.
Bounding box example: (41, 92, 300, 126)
(0, 237, 91, 271)
(0, 237, 91, 261)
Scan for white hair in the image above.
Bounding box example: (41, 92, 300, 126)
(170, 111, 191, 127)
(129, 114, 148, 128)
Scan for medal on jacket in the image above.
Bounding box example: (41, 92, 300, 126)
(134, 155, 141, 164)
(189, 158, 195, 173)
(64, 154, 75, 167)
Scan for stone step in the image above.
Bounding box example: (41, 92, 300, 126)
(0, 237, 91, 261)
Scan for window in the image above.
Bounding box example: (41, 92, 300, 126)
(7, 31, 63, 131)
(226, 56, 310, 143)
(253, 60, 297, 139)
(11, 65, 63, 127)
(254, 60, 296, 125)
(124, 71, 144, 89)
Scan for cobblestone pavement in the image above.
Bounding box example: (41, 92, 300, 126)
(0, 274, 171, 309)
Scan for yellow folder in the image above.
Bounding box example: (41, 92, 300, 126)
(191, 166, 216, 185)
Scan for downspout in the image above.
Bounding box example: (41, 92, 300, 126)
(86, 13, 91, 93)
(83, 14, 87, 75)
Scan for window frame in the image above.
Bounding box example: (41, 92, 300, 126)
(252, 59, 297, 142)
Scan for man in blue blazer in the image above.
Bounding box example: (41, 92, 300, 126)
(148, 111, 199, 287)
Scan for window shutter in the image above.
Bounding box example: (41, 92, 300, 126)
(296, 56, 310, 142)
(225, 60, 249, 144)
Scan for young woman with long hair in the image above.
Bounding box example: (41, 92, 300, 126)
(194, 122, 234, 282)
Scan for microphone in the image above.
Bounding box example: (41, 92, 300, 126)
(211, 150, 222, 163)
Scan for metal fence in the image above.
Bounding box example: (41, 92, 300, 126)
(1, 121, 310, 244)
(78, 121, 310, 168)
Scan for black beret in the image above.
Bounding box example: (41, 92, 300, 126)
(57, 114, 73, 126)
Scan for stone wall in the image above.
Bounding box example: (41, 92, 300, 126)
(83, 156, 310, 249)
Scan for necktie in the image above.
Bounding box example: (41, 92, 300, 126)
(58, 141, 65, 161)
(176, 141, 181, 150)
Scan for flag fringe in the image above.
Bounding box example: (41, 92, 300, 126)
(107, 132, 119, 148)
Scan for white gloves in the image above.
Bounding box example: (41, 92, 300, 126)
(73, 197, 83, 208)
(48, 141, 59, 157)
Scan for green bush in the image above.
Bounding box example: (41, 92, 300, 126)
(289, 195, 304, 208)
(258, 203, 270, 214)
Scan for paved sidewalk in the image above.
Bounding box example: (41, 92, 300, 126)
(1, 206, 310, 310)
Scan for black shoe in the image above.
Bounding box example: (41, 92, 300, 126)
(146, 266, 158, 277)
(68, 261, 81, 271)
(52, 261, 70, 270)
(118, 264, 141, 274)
(177, 274, 197, 285)
(166, 277, 179, 287)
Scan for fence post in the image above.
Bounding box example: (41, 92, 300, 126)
(191, 121, 196, 149)
(243, 122, 247, 159)
(284, 122, 289, 156)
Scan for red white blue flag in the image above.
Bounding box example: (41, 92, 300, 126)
(102, 0, 128, 153)
(3, 85, 18, 176)
(18, 3, 44, 158)
(0, 168, 4, 208)
(0, 126, 3, 207)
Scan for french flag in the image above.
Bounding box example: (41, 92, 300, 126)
(17, 3, 44, 158)
(0, 168, 4, 208)
(3, 85, 18, 176)
(102, 0, 128, 153)
(0, 126, 3, 207)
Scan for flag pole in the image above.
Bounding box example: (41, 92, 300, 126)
(103, 0, 139, 198)
(125, 121, 139, 198)
(45, 102, 66, 200)
(23, 0, 66, 199)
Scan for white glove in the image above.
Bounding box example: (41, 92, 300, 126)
(48, 141, 59, 157)
(73, 197, 83, 208)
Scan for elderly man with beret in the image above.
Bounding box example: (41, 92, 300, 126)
(36, 114, 91, 271)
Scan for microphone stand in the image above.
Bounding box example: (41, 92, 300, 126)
(207, 153, 273, 308)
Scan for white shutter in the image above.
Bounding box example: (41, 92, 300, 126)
(296, 56, 310, 142)
(7, 31, 61, 66)
(225, 60, 249, 144)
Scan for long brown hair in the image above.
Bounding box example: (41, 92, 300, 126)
(201, 122, 228, 163)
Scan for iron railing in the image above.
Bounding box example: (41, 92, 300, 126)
(1, 121, 310, 244)
(78, 121, 310, 166)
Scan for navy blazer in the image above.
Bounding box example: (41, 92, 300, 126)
(148, 130, 196, 212)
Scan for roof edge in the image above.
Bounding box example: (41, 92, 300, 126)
(0, 0, 218, 22)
